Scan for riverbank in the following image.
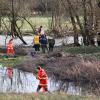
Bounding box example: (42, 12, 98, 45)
(0, 93, 99, 100)
(1, 46, 100, 81)
(1, 45, 100, 95)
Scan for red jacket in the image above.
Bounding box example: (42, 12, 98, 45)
(7, 68, 13, 78)
(8, 41, 13, 49)
(37, 67, 48, 86)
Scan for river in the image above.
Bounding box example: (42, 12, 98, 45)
(0, 35, 83, 46)
(0, 35, 97, 95)
(0, 64, 81, 95)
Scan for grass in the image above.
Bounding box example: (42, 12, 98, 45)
(64, 46, 100, 54)
(1, 46, 100, 66)
(1, 16, 73, 33)
(0, 93, 99, 100)
(1, 16, 51, 32)
(0, 57, 22, 66)
(0, 46, 100, 67)
(59, 46, 100, 60)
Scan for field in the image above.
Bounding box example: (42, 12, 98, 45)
(1, 16, 51, 32)
(0, 16, 73, 33)
(0, 93, 99, 100)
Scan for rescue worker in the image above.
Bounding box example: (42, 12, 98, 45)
(7, 39, 15, 56)
(7, 67, 13, 79)
(36, 66, 48, 92)
(33, 34, 40, 51)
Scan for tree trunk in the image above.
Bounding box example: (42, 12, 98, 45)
(62, 0, 79, 45)
(0, 16, 1, 31)
(10, 0, 27, 45)
(82, 0, 89, 45)
(96, 0, 100, 32)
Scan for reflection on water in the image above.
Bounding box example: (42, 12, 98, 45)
(67, 82, 81, 95)
(0, 64, 59, 93)
(0, 64, 81, 95)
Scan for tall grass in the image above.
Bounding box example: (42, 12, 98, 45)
(64, 46, 100, 54)
(0, 57, 22, 66)
(0, 93, 99, 100)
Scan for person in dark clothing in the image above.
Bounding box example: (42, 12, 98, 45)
(48, 38, 55, 52)
(40, 35, 48, 53)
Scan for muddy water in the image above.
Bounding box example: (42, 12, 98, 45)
(0, 64, 81, 94)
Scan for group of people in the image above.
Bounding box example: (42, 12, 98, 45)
(6, 26, 50, 93)
(33, 26, 55, 53)
(6, 26, 55, 56)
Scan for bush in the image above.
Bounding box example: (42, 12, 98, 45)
(15, 46, 27, 56)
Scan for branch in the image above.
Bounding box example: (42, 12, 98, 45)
(22, 16, 35, 34)
(1, 18, 10, 32)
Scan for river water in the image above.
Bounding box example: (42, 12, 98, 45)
(0, 35, 83, 46)
(0, 64, 81, 95)
(0, 35, 82, 94)
(0, 64, 59, 93)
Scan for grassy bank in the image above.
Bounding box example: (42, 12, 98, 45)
(61, 46, 100, 59)
(63, 46, 100, 54)
(0, 56, 22, 66)
(0, 93, 99, 100)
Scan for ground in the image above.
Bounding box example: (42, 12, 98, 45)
(0, 93, 99, 100)
(1, 45, 100, 95)
(1, 46, 100, 79)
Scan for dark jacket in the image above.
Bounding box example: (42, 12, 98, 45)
(48, 38, 55, 46)
(40, 35, 48, 45)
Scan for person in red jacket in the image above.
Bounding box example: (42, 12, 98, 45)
(36, 66, 48, 92)
(7, 67, 13, 79)
(7, 39, 15, 56)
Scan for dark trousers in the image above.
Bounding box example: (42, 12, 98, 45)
(49, 44, 54, 52)
(41, 44, 48, 53)
(37, 85, 48, 92)
(34, 44, 40, 51)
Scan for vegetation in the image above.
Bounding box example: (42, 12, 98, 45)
(0, 0, 100, 45)
(64, 46, 100, 54)
(0, 93, 99, 100)
(0, 56, 22, 66)
(0, 0, 100, 98)
(60, 46, 100, 60)
(1, 17, 51, 32)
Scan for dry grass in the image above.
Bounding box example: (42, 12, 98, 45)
(0, 93, 99, 100)
(15, 51, 100, 94)
(1, 46, 100, 95)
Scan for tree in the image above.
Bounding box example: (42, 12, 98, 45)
(0, 0, 27, 44)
